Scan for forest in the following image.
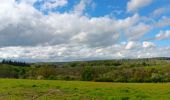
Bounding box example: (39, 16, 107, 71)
(0, 58, 170, 83)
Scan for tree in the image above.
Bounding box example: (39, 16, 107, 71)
(81, 67, 94, 81)
(37, 65, 56, 79)
(151, 73, 164, 82)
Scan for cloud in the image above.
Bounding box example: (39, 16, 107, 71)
(150, 5, 170, 18)
(137, 46, 170, 58)
(0, 0, 169, 61)
(73, 0, 95, 15)
(125, 41, 141, 49)
(155, 30, 170, 40)
(124, 23, 151, 41)
(0, 0, 141, 47)
(155, 16, 170, 27)
(125, 41, 156, 50)
(142, 41, 156, 48)
(151, 7, 167, 17)
(127, 0, 153, 12)
(18, 0, 37, 5)
(0, 43, 169, 62)
(41, 0, 68, 11)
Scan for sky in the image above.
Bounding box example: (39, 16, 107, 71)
(0, 0, 170, 62)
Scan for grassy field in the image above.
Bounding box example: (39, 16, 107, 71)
(0, 79, 170, 100)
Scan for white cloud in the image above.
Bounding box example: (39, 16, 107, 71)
(125, 41, 141, 49)
(151, 7, 167, 17)
(0, 1, 141, 47)
(73, 0, 95, 15)
(143, 41, 156, 48)
(127, 0, 153, 12)
(137, 46, 170, 58)
(155, 16, 170, 27)
(41, 0, 68, 11)
(124, 23, 151, 41)
(19, 0, 37, 5)
(0, 0, 169, 61)
(0, 43, 169, 62)
(155, 30, 170, 40)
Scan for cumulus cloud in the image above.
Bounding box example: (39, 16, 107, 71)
(151, 7, 167, 17)
(127, 0, 153, 12)
(18, 0, 37, 5)
(0, 0, 141, 47)
(155, 30, 170, 40)
(137, 46, 170, 58)
(124, 23, 151, 41)
(155, 16, 170, 27)
(41, 0, 68, 11)
(0, 0, 169, 61)
(125, 41, 156, 50)
(73, 0, 95, 15)
(0, 44, 119, 62)
(143, 41, 156, 48)
(125, 41, 141, 49)
(0, 43, 169, 62)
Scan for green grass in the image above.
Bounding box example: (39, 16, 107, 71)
(0, 79, 170, 100)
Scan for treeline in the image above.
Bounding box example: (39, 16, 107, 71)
(0, 58, 170, 82)
(81, 66, 170, 82)
(2, 59, 30, 67)
(58, 58, 165, 68)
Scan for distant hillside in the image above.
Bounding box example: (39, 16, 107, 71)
(152, 57, 170, 60)
(42, 57, 170, 65)
(0, 57, 170, 82)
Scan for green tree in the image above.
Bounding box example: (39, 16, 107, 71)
(81, 67, 94, 81)
(37, 65, 56, 79)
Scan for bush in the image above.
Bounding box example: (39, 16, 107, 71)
(37, 65, 56, 78)
(95, 72, 114, 82)
(37, 75, 44, 80)
(151, 73, 164, 82)
(63, 76, 76, 80)
(47, 75, 57, 80)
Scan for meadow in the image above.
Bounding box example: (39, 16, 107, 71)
(0, 79, 170, 100)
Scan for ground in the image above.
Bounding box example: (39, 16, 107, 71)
(0, 79, 170, 100)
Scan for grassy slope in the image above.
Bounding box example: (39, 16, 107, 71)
(0, 79, 170, 100)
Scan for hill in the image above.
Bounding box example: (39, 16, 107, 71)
(0, 57, 170, 82)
